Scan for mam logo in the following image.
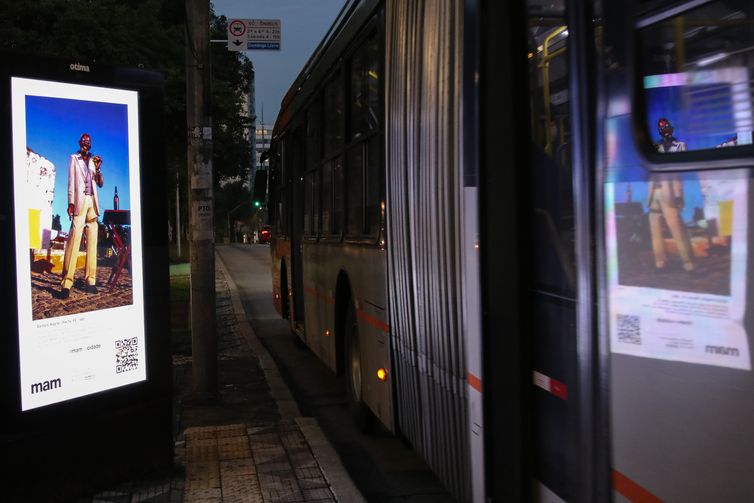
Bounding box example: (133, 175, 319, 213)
(705, 345, 740, 357)
(31, 377, 62, 394)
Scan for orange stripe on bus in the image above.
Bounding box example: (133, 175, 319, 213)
(467, 372, 482, 392)
(303, 286, 335, 305)
(613, 470, 663, 503)
(357, 309, 390, 332)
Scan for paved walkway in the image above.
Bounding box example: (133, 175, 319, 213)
(80, 255, 363, 503)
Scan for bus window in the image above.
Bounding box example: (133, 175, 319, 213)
(313, 167, 320, 235)
(346, 144, 364, 235)
(365, 32, 379, 132)
(366, 135, 381, 236)
(350, 30, 380, 140)
(350, 43, 367, 139)
(333, 156, 344, 235)
(324, 71, 345, 157)
(527, 19, 575, 296)
(638, 0, 754, 153)
(307, 99, 322, 170)
(322, 159, 333, 234)
(304, 171, 313, 236)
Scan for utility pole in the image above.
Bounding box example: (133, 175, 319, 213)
(186, 0, 217, 396)
(176, 172, 181, 258)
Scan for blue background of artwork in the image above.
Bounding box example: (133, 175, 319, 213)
(25, 95, 131, 222)
(645, 85, 737, 151)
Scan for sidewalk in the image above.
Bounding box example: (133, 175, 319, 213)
(82, 255, 364, 503)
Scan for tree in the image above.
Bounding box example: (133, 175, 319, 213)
(208, 14, 255, 240)
(0, 0, 254, 237)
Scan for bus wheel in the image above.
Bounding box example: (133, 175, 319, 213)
(345, 300, 374, 433)
(280, 264, 290, 320)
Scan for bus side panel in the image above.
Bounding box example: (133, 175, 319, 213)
(604, 1, 754, 501)
(345, 246, 391, 429)
(298, 240, 393, 429)
(302, 241, 330, 365)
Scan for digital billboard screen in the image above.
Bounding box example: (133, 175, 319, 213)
(11, 77, 146, 410)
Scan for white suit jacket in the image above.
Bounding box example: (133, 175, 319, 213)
(68, 153, 102, 216)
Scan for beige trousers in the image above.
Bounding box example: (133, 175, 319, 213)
(648, 189, 694, 271)
(61, 195, 99, 289)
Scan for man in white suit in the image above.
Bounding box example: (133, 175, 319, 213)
(60, 133, 104, 298)
(647, 118, 694, 272)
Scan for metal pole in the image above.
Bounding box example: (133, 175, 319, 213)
(176, 172, 181, 258)
(186, 0, 216, 396)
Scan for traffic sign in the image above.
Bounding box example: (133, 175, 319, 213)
(227, 18, 281, 51)
(227, 19, 247, 51)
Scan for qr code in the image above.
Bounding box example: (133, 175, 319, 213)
(115, 337, 139, 373)
(616, 314, 641, 345)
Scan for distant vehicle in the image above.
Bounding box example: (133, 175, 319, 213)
(258, 225, 271, 244)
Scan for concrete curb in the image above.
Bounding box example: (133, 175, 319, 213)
(296, 417, 367, 503)
(215, 251, 365, 502)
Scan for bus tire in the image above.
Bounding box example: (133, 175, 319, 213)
(345, 300, 374, 433)
(280, 263, 290, 320)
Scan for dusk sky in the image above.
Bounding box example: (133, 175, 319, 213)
(211, 0, 347, 128)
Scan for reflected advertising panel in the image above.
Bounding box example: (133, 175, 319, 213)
(606, 172, 750, 370)
(11, 77, 146, 410)
(644, 69, 753, 153)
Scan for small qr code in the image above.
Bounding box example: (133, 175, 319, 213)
(616, 314, 641, 345)
(115, 337, 139, 373)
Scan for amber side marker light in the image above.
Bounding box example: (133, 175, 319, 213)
(377, 368, 388, 381)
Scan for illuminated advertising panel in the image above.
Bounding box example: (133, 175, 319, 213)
(11, 77, 146, 410)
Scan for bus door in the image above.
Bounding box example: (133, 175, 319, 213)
(523, 4, 581, 501)
(289, 126, 306, 332)
(482, 0, 605, 501)
(604, 1, 754, 501)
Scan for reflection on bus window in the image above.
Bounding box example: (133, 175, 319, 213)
(527, 10, 576, 296)
(639, 0, 754, 153)
(324, 71, 345, 156)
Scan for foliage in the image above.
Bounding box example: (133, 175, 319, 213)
(0, 0, 254, 234)
(210, 14, 254, 184)
(213, 178, 253, 240)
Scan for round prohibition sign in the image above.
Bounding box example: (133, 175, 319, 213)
(229, 19, 247, 37)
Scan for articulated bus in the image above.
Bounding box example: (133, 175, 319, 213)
(268, 0, 754, 501)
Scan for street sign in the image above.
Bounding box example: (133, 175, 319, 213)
(227, 18, 281, 51)
(227, 18, 247, 51)
(249, 19, 281, 50)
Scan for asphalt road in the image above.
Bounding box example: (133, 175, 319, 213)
(216, 244, 457, 503)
